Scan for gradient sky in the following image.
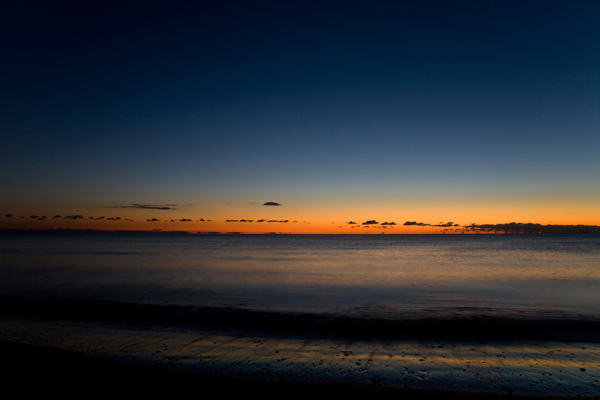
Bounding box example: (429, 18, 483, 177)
(2, 1, 599, 233)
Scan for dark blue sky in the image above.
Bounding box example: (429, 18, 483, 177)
(2, 1, 599, 229)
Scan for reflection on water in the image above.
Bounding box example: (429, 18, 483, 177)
(1, 233, 599, 318)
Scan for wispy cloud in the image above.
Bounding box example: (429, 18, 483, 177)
(108, 204, 177, 210)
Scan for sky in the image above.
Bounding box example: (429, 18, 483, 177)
(2, 0, 599, 233)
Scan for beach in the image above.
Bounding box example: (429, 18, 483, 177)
(1, 296, 599, 398)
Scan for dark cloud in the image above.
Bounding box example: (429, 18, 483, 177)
(257, 219, 266, 222)
(432, 222, 455, 227)
(179, 218, 192, 222)
(226, 219, 239, 222)
(362, 220, 379, 225)
(107, 217, 121, 220)
(30, 215, 39, 219)
(110, 204, 177, 210)
(52, 215, 62, 219)
(96, 216, 105, 220)
(263, 202, 281, 206)
(464, 222, 600, 234)
(124, 219, 134, 222)
(239, 219, 254, 222)
(5, 214, 12, 218)
(146, 218, 161, 222)
(63, 215, 84, 219)
(381, 222, 396, 226)
(89, 216, 94, 219)
(403, 221, 430, 226)
(347, 221, 357, 224)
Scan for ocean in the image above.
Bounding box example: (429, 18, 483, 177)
(2, 232, 599, 320)
(3, 232, 600, 396)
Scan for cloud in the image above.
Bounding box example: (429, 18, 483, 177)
(362, 220, 379, 225)
(30, 215, 39, 219)
(403, 221, 430, 226)
(464, 222, 600, 234)
(256, 219, 266, 222)
(263, 202, 281, 206)
(179, 218, 192, 222)
(226, 219, 239, 222)
(107, 217, 121, 220)
(63, 215, 84, 219)
(96, 216, 105, 220)
(432, 222, 458, 227)
(347, 221, 357, 224)
(5, 214, 12, 218)
(239, 219, 254, 222)
(52, 215, 62, 219)
(109, 204, 177, 210)
(381, 222, 396, 225)
(146, 218, 161, 222)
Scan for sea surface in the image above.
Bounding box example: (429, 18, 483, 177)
(1, 232, 599, 320)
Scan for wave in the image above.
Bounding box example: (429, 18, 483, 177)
(1, 295, 599, 343)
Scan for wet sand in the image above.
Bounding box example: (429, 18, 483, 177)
(1, 297, 599, 398)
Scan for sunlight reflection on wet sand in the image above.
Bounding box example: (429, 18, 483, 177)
(1, 317, 598, 397)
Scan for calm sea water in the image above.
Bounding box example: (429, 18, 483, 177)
(1, 233, 599, 319)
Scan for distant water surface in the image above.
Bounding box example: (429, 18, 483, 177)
(1, 233, 599, 320)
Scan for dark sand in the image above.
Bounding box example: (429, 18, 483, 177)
(1, 296, 599, 399)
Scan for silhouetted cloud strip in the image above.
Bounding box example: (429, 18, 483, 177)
(63, 215, 84, 219)
(381, 222, 397, 225)
(403, 221, 430, 226)
(347, 221, 357, 224)
(146, 218, 160, 222)
(464, 222, 600, 234)
(179, 218, 192, 222)
(5, 214, 12, 218)
(109, 204, 177, 210)
(263, 202, 281, 206)
(362, 220, 379, 225)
